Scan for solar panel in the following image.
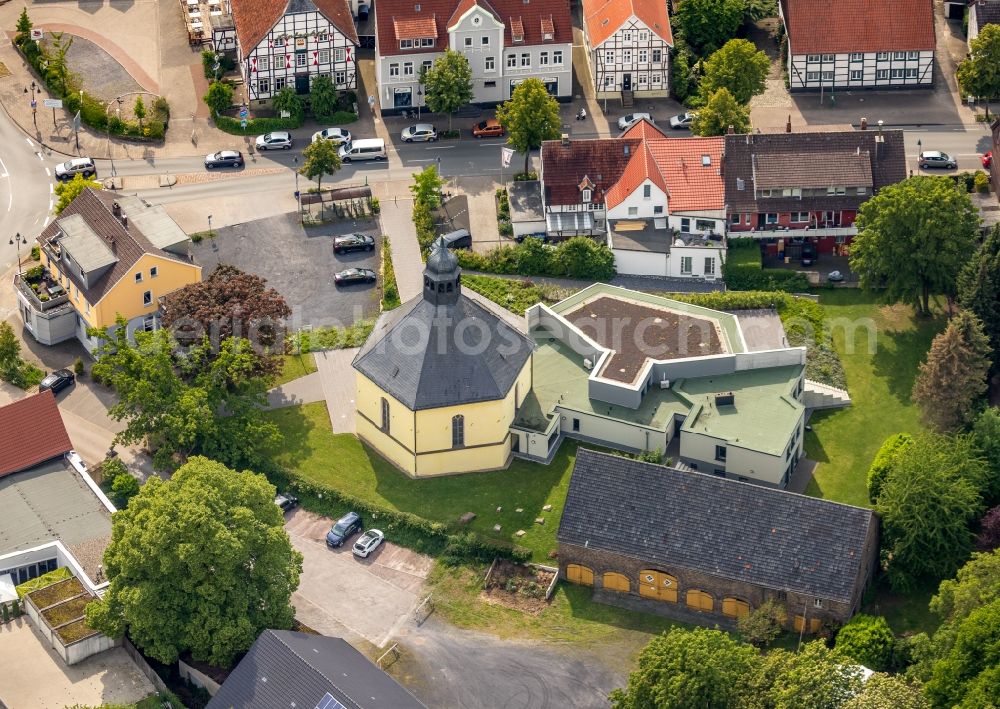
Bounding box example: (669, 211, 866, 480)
(315, 692, 347, 709)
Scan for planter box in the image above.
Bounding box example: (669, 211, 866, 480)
(24, 578, 117, 665)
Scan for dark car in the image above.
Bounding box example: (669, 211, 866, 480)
(274, 493, 299, 512)
(39, 369, 75, 394)
(440, 229, 471, 249)
(326, 511, 363, 547)
(335, 267, 376, 286)
(800, 242, 818, 266)
(334, 233, 376, 254)
(204, 150, 244, 169)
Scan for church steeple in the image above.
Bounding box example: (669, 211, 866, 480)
(423, 237, 461, 305)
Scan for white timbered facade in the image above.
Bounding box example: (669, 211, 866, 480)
(786, 51, 933, 91)
(582, 0, 673, 99)
(231, 0, 359, 103)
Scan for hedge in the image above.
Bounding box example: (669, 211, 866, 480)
(723, 239, 811, 292)
(315, 111, 358, 125)
(455, 236, 616, 281)
(381, 236, 401, 311)
(214, 113, 301, 136)
(288, 320, 374, 354)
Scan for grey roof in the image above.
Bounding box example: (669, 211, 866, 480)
(56, 213, 118, 272)
(558, 449, 877, 603)
(353, 293, 534, 411)
(118, 197, 190, 252)
(975, 0, 1000, 29)
(206, 630, 425, 709)
(754, 151, 873, 190)
(508, 180, 544, 221)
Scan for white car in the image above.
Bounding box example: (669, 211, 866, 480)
(352, 529, 384, 558)
(401, 124, 438, 142)
(255, 131, 293, 150)
(669, 112, 696, 130)
(312, 127, 352, 145)
(618, 113, 654, 131)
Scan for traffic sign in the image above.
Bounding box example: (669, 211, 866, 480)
(43, 98, 62, 109)
(239, 105, 248, 118)
(240, 118, 248, 129)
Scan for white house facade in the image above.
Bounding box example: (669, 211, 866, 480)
(231, 0, 359, 104)
(780, 0, 935, 91)
(582, 0, 673, 99)
(375, 0, 573, 112)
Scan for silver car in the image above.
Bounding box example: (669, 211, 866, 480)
(352, 529, 384, 558)
(618, 113, 653, 131)
(312, 127, 352, 145)
(255, 131, 293, 150)
(401, 124, 438, 142)
(54, 157, 96, 181)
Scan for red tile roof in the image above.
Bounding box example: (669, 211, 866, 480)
(621, 118, 668, 141)
(782, 0, 934, 53)
(583, 0, 673, 49)
(395, 16, 439, 39)
(646, 137, 725, 212)
(231, 0, 358, 57)
(378, 0, 571, 56)
(541, 139, 639, 206)
(605, 144, 668, 209)
(0, 392, 72, 479)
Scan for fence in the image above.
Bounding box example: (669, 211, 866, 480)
(123, 637, 171, 696)
(413, 595, 434, 626)
(376, 643, 400, 669)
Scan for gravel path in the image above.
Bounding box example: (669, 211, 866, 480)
(60, 35, 143, 102)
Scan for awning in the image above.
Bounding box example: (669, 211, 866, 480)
(0, 573, 17, 603)
(546, 212, 594, 232)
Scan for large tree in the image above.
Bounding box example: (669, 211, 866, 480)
(421, 49, 474, 131)
(309, 74, 338, 119)
(410, 164, 446, 209)
(925, 599, 1000, 708)
(91, 320, 281, 471)
(958, 225, 1000, 374)
(675, 0, 746, 54)
(851, 176, 979, 316)
(54, 176, 102, 215)
(495, 78, 561, 177)
(842, 674, 929, 709)
(299, 137, 341, 192)
(958, 24, 1000, 107)
(699, 39, 770, 105)
(867, 432, 913, 504)
(691, 87, 750, 136)
(85, 457, 302, 666)
(834, 614, 896, 670)
(877, 433, 987, 590)
(912, 311, 991, 432)
(750, 641, 864, 709)
(609, 627, 759, 709)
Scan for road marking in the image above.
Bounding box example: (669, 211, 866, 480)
(43, 216, 49, 227)
(37, 152, 44, 161)
(49, 183, 54, 194)
(25, 138, 34, 147)
(45, 167, 51, 177)
(479, 142, 505, 146)
(7, 192, 11, 212)
(49, 199, 53, 211)
(0, 155, 8, 177)
(409, 158, 436, 163)
(425, 145, 455, 150)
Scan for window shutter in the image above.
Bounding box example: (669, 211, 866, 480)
(345, 46, 352, 62)
(285, 53, 292, 69)
(250, 56, 258, 73)
(312, 50, 319, 66)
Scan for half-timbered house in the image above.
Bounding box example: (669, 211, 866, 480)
(231, 0, 359, 104)
(582, 0, 673, 101)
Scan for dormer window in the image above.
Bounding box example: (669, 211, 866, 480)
(513, 32, 524, 43)
(400, 39, 413, 49)
(582, 188, 592, 203)
(511, 17, 525, 43)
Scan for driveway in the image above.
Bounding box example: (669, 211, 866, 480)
(284, 509, 433, 647)
(0, 618, 154, 708)
(192, 213, 382, 330)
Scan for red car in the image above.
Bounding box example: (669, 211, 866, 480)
(472, 119, 505, 138)
(983, 152, 993, 169)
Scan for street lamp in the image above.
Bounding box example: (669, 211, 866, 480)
(417, 87, 423, 120)
(9, 232, 27, 277)
(292, 156, 301, 223)
(207, 214, 213, 237)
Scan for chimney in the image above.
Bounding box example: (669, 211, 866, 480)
(121, 213, 128, 229)
(727, 124, 735, 135)
(112, 201, 121, 216)
(785, 115, 791, 133)
(560, 133, 569, 146)
(860, 117, 868, 130)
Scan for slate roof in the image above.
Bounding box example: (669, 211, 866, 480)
(583, 0, 673, 48)
(0, 392, 72, 479)
(781, 0, 935, 54)
(353, 285, 534, 411)
(559, 449, 877, 603)
(206, 630, 425, 709)
(723, 130, 906, 214)
(754, 151, 873, 190)
(37, 188, 197, 306)
(542, 138, 638, 206)
(230, 0, 358, 56)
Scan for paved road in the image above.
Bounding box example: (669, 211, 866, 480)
(901, 124, 993, 173)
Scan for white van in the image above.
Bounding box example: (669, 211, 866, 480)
(338, 138, 386, 163)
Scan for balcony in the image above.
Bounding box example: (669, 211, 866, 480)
(14, 272, 71, 312)
(737, 225, 857, 239)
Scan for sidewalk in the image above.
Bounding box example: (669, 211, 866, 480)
(374, 180, 425, 301)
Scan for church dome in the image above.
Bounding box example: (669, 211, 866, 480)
(425, 236, 458, 276)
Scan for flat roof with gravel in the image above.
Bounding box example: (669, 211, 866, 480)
(0, 459, 112, 579)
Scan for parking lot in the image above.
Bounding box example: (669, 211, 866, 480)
(192, 213, 382, 330)
(284, 509, 434, 647)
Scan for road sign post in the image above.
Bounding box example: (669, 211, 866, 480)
(44, 97, 62, 128)
(30, 97, 37, 127)
(73, 110, 81, 152)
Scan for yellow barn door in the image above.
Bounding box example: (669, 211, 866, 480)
(722, 598, 751, 618)
(686, 589, 714, 612)
(638, 569, 678, 602)
(566, 564, 594, 586)
(794, 615, 822, 633)
(603, 572, 630, 592)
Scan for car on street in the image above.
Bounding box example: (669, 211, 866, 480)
(983, 152, 993, 169)
(472, 119, 505, 138)
(352, 529, 385, 558)
(326, 511, 363, 547)
(204, 150, 244, 169)
(312, 127, 352, 145)
(54, 157, 96, 181)
(918, 151, 957, 170)
(617, 113, 654, 131)
(38, 369, 75, 394)
(669, 112, 696, 130)
(334, 233, 376, 254)
(255, 131, 293, 150)
(401, 124, 438, 142)
(334, 267, 377, 286)
(274, 493, 299, 512)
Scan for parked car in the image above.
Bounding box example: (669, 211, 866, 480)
(334, 267, 377, 285)
(617, 113, 653, 131)
(669, 112, 696, 130)
(334, 233, 376, 254)
(983, 152, 993, 169)
(918, 151, 957, 169)
(54, 157, 96, 181)
(472, 119, 505, 138)
(204, 150, 244, 169)
(312, 127, 352, 145)
(38, 369, 75, 394)
(326, 511, 363, 547)
(255, 131, 293, 150)
(401, 124, 438, 142)
(440, 229, 471, 249)
(339, 138, 387, 162)
(274, 493, 299, 512)
(800, 242, 817, 266)
(352, 529, 385, 558)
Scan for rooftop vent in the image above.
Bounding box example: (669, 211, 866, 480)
(715, 391, 735, 407)
(120, 213, 128, 229)
(701, 154, 711, 166)
(112, 201, 121, 216)
(624, 144, 630, 157)
(561, 133, 570, 146)
(736, 177, 745, 191)
(414, 3, 420, 10)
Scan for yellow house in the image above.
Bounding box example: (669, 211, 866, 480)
(15, 189, 201, 353)
(353, 238, 534, 477)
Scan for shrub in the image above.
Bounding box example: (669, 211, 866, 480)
(73, 357, 84, 376)
(834, 614, 895, 670)
(975, 170, 991, 193)
(203, 81, 234, 116)
(1, 603, 9, 623)
(110, 471, 141, 508)
(314, 110, 358, 124)
(867, 433, 913, 504)
(30, 245, 40, 261)
(723, 239, 811, 292)
(738, 598, 787, 647)
(214, 113, 301, 135)
(381, 237, 401, 311)
(24, 265, 44, 282)
(370, 197, 380, 214)
(455, 236, 616, 281)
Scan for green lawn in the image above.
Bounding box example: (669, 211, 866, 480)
(274, 353, 317, 387)
(803, 290, 945, 507)
(265, 402, 578, 561)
